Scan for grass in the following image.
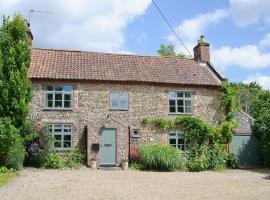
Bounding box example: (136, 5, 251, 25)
(0, 171, 18, 187)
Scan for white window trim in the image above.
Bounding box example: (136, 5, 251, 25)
(49, 124, 73, 151)
(109, 91, 129, 110)
(168, 129, 190, 153)
(44, 84, 73, 110)
(168, 90, 193, 115)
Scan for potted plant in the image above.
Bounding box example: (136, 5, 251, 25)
(121, 159, 128, 170)
(90, 157, 97, 169)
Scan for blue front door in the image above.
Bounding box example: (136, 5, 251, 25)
(100, 129, 116, 166)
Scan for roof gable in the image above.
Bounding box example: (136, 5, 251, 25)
(29, 48, 222, 86)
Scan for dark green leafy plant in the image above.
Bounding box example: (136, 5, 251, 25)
(226, 153, 239, 169)
(138, 144, 182, 171)
(62, 149, 86, 168)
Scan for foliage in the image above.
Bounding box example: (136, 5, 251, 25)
(0, 15, 32, 130)
(129, 161, 144, 170)
(0, 169, 18, 187)
(220, 81, 240, 116)
(44, 153, 62, 169)
(62, 149, 86, 169)
(24, 125, 53, 167)
(186, 145, 209, 171)
(0, 118, 25, 169)
(157, 44, 186, 58)
(138, 144, 182, 171)
(252, 90, 270, 167)
(226, 153, 239, 169)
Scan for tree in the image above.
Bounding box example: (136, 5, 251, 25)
(157, 44, 186, 57)
(0, 15, 32, 130)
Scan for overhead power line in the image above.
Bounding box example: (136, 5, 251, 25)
(151, 0, 192, 57)
(28, 9, 54, 24)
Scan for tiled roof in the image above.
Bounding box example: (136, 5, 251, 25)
(29, 48, 222, 86)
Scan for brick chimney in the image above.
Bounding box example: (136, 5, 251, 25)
(193, 35, 210, 63)
(24, 19, 33, 46)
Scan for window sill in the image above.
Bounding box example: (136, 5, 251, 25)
(43, 108, 73, 111)
(168, 113, 193, 115)
(109, 109, 129, 111)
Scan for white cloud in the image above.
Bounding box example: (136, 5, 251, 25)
(4, 0, 152, 52)
(212, 44, 270, 70)
(168, 9, 229, 54)
(244, 73, 270, 89)
(259, 33, 270, 48)
(230, 0, 270, 27)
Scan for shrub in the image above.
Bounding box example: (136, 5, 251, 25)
(44, 153, 62, 169)
(0, 118, 25, 169)
(130, 144, 141, 162)
(186, 145, 209, 171)
(129, 161, 144, 170)
(226, 153, 239, 169)
(5, 140, 26, 170)
(62, 149, 85, 168)
(138, 144, 182, 171)
(24, 126, 53, 167)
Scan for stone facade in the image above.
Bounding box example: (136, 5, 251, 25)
(29, 80, 223, 166)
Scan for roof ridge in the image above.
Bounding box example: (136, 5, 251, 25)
(32, 47, 193, 60)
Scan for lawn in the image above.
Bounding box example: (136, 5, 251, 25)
(0, 171, 18, 187)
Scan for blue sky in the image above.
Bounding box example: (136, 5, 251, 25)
(4, 0, 270, 89)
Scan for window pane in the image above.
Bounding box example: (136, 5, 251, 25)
(185, 92, 191, 98)
(169, 100, 175, 106)
(47, 100, 53, 107)
(64, 94, 71, 101)
(54, 141, 62, 148)
(177, 92, 184, 97)
(120, 100, 128, 109)
(110, 92, 128, 109)
(46, 93, 53, 100)
(54, 135, 62, 141)
(169, 106, 176, 113)
(177, 106, 184, 113)
(185, 100, 191, 106)
(169, 92, 176, 98)
(55, 86, 63, 91)
(55, 94, 62, 101)
(46, 85, 53, 91)
(177, 100, 184, 106)
(111, 99, 119, 108)
(64, 101, 71, 108)
(185, 107, 192, 113)
(64, 125, 71, 132)
(55, 101, 62, 108)
(169, 139, 176, 145)
(64, 135, 71, 141)
(63, 85, 72, 92)
(54, 125, 62, 132)
(178, 138, 184, 145)
(64, 141, 71, 148)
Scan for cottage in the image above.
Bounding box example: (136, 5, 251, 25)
(28, 35, 224, 167)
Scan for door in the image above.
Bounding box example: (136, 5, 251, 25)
(232, 134, 262, 166)
(99, 128, 116, 166)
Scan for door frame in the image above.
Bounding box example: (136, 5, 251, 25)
(99, 128, 117, 166)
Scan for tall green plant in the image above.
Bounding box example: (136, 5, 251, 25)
(0, 15, 32, 130)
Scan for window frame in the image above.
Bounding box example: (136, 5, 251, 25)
(131, 129, 140, 138)
(168, 129, 190, 153)
(168, 90, 193, 114)
(48, 124, 73, 151)
(44, 84, 73, 110)
(109, 91, 129, 111)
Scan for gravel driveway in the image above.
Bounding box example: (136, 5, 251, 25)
(0, 168, 269, 200)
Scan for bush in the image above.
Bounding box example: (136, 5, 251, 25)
(5, 140, 26, 170)
(44, 153, 62, 169)
(129, 161, 144, 170)
(24, 126, 53, 167)
(186, 145, 209, 171)
(62, 149, 85, 168)
(0, 118, 25, 169)
(226, 153, 239, 169)
(138, 144, 182, 171)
